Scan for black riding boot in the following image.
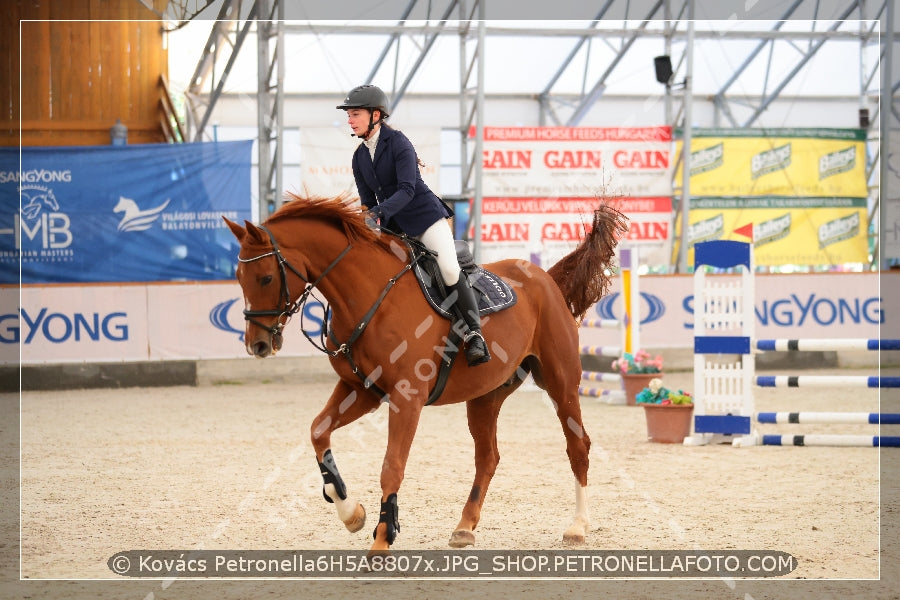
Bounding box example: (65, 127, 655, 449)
(449, 273, 491, 366)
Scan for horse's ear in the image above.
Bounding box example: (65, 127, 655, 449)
(244, 221, 268, 244)
(223, 216, 246, 242)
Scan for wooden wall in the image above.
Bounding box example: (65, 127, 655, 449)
(2, 0, 171, 147)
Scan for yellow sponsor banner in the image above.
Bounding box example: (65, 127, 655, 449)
(674, 128, 868, 198)
(682, 198, 868, 266)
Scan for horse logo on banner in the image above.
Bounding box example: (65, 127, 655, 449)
(114, 196, 170, 232)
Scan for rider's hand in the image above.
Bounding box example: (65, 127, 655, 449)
(364, 208, 381, 229)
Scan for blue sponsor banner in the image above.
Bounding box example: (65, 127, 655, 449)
(0, 141, 252, 283)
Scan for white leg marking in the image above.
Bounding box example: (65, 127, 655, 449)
(324, 483, 357, 522)
(574, 483, 590, 529)
(563, 482, 590, 544)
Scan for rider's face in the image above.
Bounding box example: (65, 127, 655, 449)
(346, 108, 380, 137)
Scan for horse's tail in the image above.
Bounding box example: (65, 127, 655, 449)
(546, 202, 629, 322)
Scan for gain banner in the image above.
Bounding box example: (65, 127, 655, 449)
(476, 126, 674, 267)
(0, 141, 252, 283)
(674, 128, 869, 266)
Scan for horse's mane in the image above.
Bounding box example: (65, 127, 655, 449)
(267, 191, 382, 245)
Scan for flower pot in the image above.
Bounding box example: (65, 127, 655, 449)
(621, 372, 662, 406)
(642, 403, 694, 443)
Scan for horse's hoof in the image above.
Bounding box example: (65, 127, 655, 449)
(449, 529, 476, 548)
(368, 541, 391, 558)
(562, 529, 586, 546)
(343, 503, 366, 533)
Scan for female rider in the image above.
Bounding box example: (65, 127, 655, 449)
(336, 84, 490, 366)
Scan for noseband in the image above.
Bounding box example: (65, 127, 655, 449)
(238, 225, 351, 347)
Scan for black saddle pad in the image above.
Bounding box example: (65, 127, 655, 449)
(406, 239, 517, 320)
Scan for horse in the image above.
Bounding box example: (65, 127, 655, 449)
(224, 193, 627, 553)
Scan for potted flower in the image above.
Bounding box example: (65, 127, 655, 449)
(636, 378, 694, 444)
(610, 350, 664, 406)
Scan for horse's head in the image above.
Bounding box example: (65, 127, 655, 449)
(224, 217, 309, 358)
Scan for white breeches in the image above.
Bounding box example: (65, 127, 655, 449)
(416, 219, 460, 286)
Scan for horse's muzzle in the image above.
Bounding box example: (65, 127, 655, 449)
(248, 332, 282, 358)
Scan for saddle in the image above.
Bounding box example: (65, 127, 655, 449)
(341, 236, 517, 407)
(406, 239, 518, 319)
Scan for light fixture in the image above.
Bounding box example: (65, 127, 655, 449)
(653, 55, 685, 89)
(654, 55, 673, 85)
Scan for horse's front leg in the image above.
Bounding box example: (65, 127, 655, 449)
(310, 379, 380, 534)
(370, 391, 424, 553)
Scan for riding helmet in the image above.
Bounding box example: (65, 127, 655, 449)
(336, 84, 391, 117)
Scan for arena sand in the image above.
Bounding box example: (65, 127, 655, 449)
(4, 367, 899, 599)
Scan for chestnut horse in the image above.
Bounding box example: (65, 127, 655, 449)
(225, 193, 626, 553)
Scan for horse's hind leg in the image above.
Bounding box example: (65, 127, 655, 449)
(537, 364, 592, 545)
(310, 379, 380, 534)
(449, 390, 508, 548)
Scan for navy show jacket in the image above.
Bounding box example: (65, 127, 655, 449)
(351, 125, 452, 237)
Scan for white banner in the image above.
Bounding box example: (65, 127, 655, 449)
(5, 271, 891, 364)
(477, 196, 674, 267)
(147, 282, 326, 360)
(478, 126, 673, 198)
(4, 282, 329, 365)
(475, 126, 675, 268)
(299, 127, 442, 199)
(580, 272, 886, 350)
(7, 285, 150, 364)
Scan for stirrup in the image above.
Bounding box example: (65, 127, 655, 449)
(463, 331, 491, 366)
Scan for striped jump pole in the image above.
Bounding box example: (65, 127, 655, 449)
(581, 318, 621, 330)
(578, 247, 638, 404)
(579, 345, 622, 358)
(577, 387, 626, 402)
(761, 435, 900, 447)
(581, 370, 622, 384)
(755, 338, 900, 352)
(757, 412, 900, 425)
(578, 366, 627, 404)
(756, 412, 900, 425)
(578, 322, 626, 404)
(755, 375, 900, 388)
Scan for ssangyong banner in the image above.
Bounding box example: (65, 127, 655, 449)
(475, 126, 674, 267)
(0, 141, 253, 284)
(577, 271, 885, 350)
(3, 282, 329, 365)
(5, 272, 889, 365)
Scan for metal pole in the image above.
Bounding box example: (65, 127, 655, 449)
(472, 5, 485, 263)
(663, 0, 672, 125)
(274, 4, 284, 212)
(678, 4, 694, 273)
(880, 0, 895, 270)
(256, 0, 270, 221)
(458, 9, 468, 207)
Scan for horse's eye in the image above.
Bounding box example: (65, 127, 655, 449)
(260, 275, 273, 286)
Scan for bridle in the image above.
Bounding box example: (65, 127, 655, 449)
(238, 224, 351, 349)
(238, 222, 433, 401)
